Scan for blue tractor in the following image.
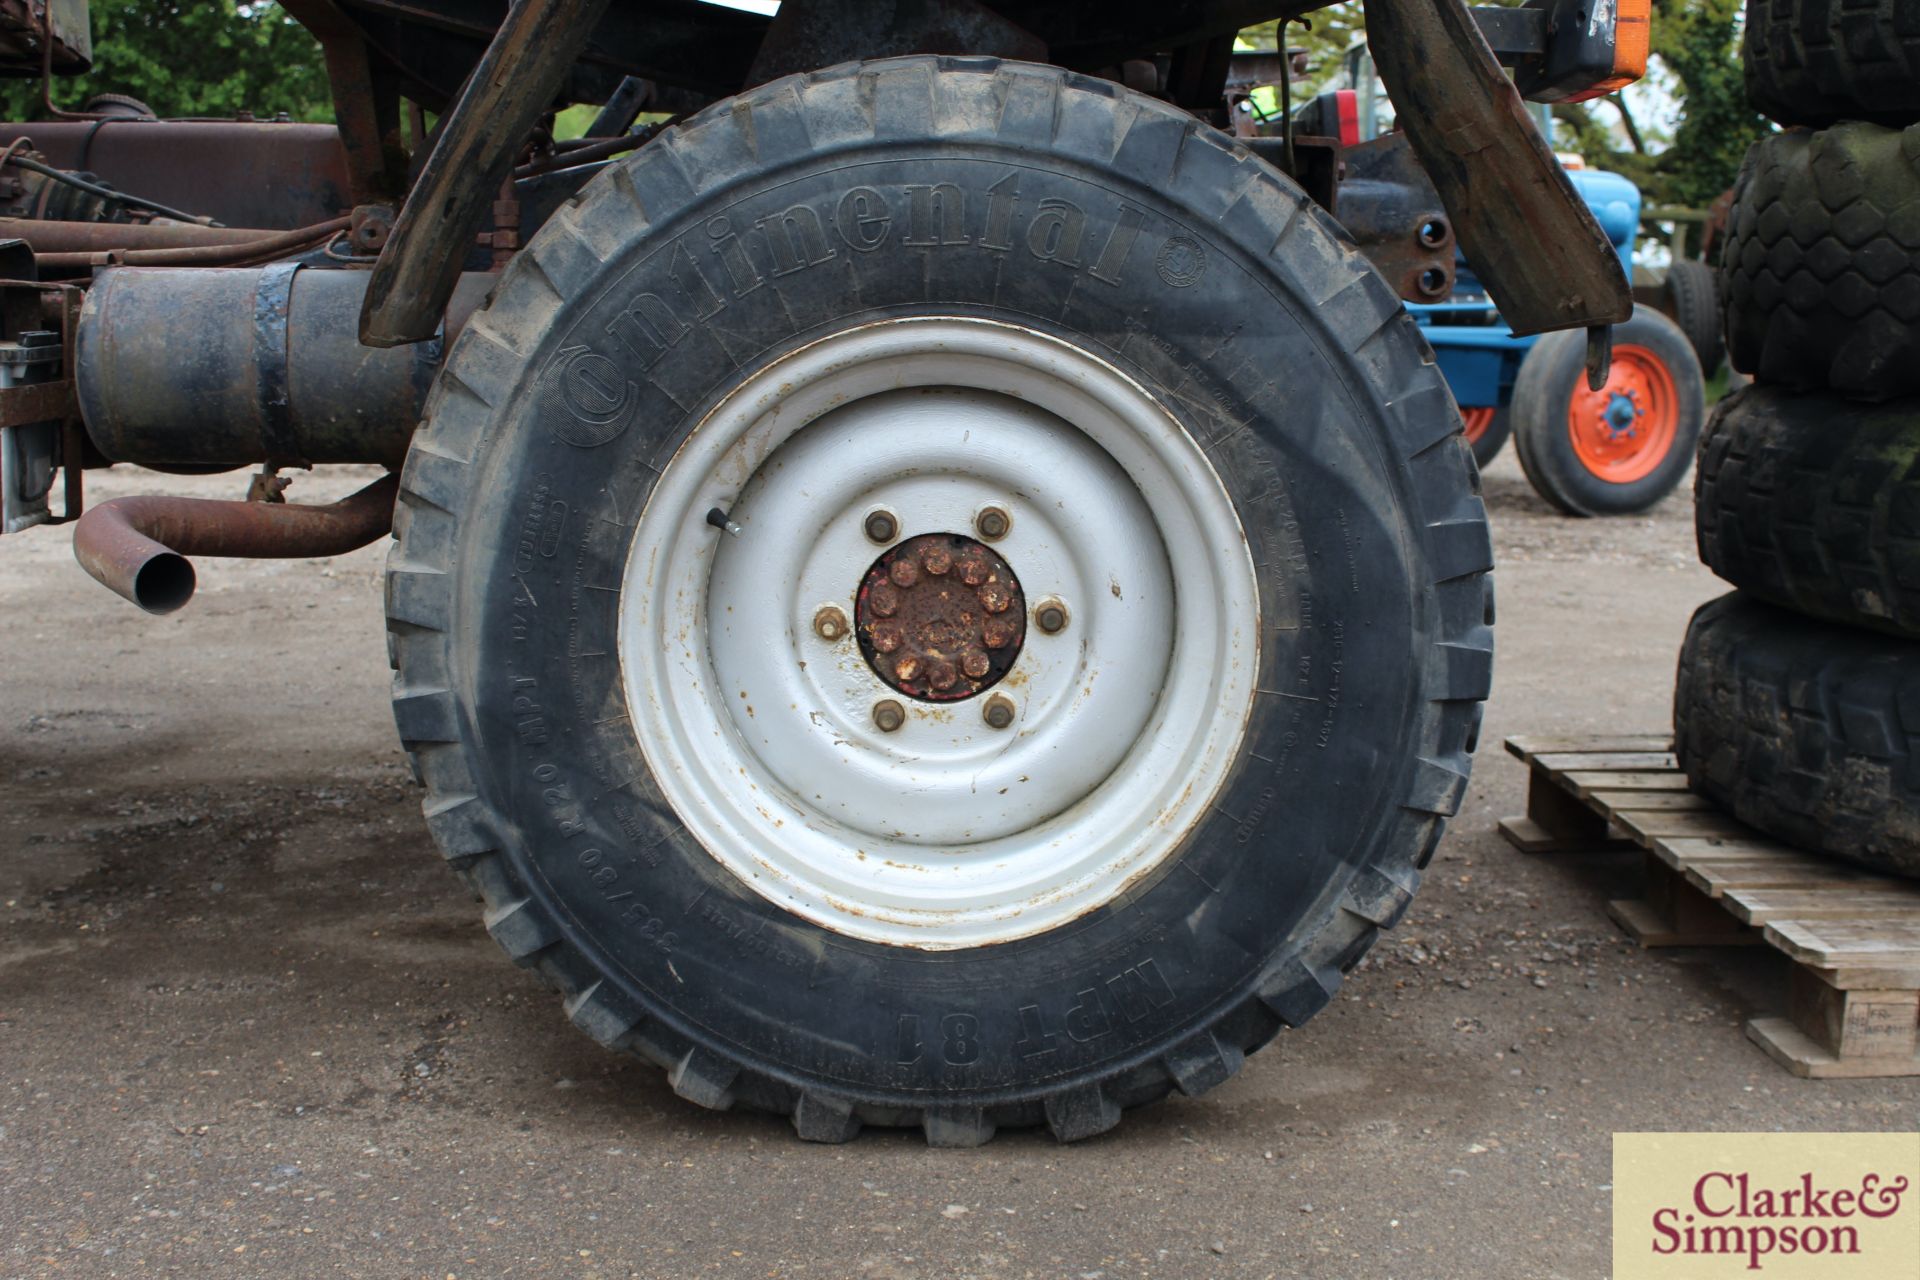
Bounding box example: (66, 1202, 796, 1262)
(1305, 48, 1707, 516)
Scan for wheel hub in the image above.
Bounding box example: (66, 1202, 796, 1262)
(856, 533, 1025, 701)
(1568, 343, 1679, 483)
(619, 318, 1260, 948)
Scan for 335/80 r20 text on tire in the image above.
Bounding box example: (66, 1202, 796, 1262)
(386, 57, 1493, 1144)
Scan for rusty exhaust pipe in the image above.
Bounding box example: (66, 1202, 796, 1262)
(72, 472, 398, 614)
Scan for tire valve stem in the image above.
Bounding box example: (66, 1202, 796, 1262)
(704, 506, 743, 538)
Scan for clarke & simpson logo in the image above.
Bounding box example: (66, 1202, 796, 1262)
(1651, 1170, 1908, 1270)
(1613, 1133, 1919, 1279)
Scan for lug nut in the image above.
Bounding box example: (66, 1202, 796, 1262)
(813, 605, 849, 642)
(873, 699, 906, 733)
(864, 508, 898, 544)
(1035, 598, 1069, 634)
(975, 505, 1011, 540)
(982, 693, 1016, 730)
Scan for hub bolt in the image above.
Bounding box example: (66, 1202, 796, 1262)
(1034, 598, 1069, 634)
(975, 505, 1011, 541)
(864, 508, 899, 544)
(813, 604, 849, 642)
(982, 693, 1016, 730)
(872, 699, 906, 733)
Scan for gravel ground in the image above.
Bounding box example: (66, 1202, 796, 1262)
(2, 452, 1913, 1279)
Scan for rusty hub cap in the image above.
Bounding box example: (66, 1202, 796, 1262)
(620, 318, 1261, 949)
(855, 532, 1025, 702)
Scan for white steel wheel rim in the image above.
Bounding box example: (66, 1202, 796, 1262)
(620, 318, 1260, 948)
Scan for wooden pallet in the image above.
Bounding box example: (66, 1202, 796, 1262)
(1501, 733, 1920, 1079)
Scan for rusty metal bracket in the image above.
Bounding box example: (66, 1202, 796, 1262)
(359, 0, 613, 347)
(278, 0, 409, 204)
(1364, 0, 1631, 336)
(1337, 132, 1456, 303)
(0, 376, 70, 429)
(0, 278, 83, 523)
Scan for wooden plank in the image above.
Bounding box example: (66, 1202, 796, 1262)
(1788, 968, 1919, 1060)
(1594, 791, 1716, 816)
(1505, 733, 1670, 762)
(1767, 918, 1920, 968)
(1688, 859, 1884, 899)
(1747, 1016, 1920, 1079)
(1497, 815, 1634, 854)
(1653, 838, 1838, 873)
(1806, 962, 1920, 992)
(1510, 767, 1623, 852)
(1535, 751, 1678, 775)
(1619, 810, 1749, 841)
(1607, 896, 1759, 948)
(1657, 834, 1801, 861)
(1723, 888, 1920, 925)
(1565, 772, 1691, 800)
(1617, 812, 1748, 843)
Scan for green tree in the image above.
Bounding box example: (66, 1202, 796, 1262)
(1643, 0, 1770, 206)
(1240, 2, 1365, 96)
(0, 1, 330, 121)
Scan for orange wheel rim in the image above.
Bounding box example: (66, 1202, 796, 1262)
(1461, 406, 1496, 444)
(1566, 344, 1678, 483)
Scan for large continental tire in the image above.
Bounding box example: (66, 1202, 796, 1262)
(1744, 0, 1920, 128)
(387, 58, 1492, 1144)
(1663, 258, 1725, 375)
(1723, 122, 1920, 401)
(1698, 384, 1920, 637)
(1675, 593, 1920, 879)
(1511, 306, 1705, 516)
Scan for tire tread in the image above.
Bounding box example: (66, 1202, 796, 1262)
(1674, 593, 1920, 878)
(387, 56, 1490, 1143)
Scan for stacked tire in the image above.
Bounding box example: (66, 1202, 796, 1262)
(1675, 0, 1920, 880)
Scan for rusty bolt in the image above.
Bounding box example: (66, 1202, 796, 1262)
(873, 699, 906, 733)
(975, 505, 1011, 541)
(922, 543, 952, 575)
(982, 693, 1016, 730)
(813, 604, 849, 642)
(961, 650, 990, 679)
(1035, 598, 1069, 635)
(864, 508, 899, 544)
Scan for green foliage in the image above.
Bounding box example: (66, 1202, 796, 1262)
(1241, 2, 1366, 92)
(1643, 0, 1771, 206)
(0, 1, 331, 122)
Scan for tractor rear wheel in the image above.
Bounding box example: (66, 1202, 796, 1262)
(1663, 258, 1724, 375)
(1511, 306, 1705, 516)
(387, 57, 1491, 1143)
